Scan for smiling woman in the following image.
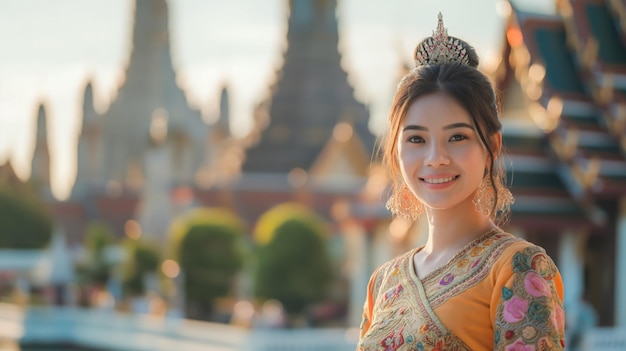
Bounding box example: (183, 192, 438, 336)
(357, 13, 566, 351)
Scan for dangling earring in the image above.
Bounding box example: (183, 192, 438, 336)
(473, 175, 514, 218)
(473, 176, 495, 217)
(386, 184, 423, 220)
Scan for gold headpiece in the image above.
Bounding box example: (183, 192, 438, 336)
(414, 13, 470, 67)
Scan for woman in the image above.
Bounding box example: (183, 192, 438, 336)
(358, 14, 565, 351)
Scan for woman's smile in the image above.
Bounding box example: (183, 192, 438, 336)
(398, 92, 487, 210)
(420, 175, 459, 189)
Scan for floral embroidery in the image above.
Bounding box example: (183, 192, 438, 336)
(502, 287, 513, 300)
(358, 248, 472, 351)
(537, 336, 556, 350)
(524, 272, 551, 298)
(522, 326, 537, 340)
(503, 296, 528, 323)
(512, 252, 531, 273)
(470, 246, 484, 257)
(440, 273, 454, 285)
(384, 284, 403, 304)
(358, 232, 562, 351)
(528, 301, 550, 322)
(470, 258, 481, 268)
(457, 258, 470, 268)
(531, 254, 555, 280)
(391, 264, 400, 276)
(397, 306, 407, 315)
(494, 246, 565, 350)
(505, 337, 535, 351)
(550, 305, 565, 331)
(423, 230, 519, 308)
(381, 329, 404, 351)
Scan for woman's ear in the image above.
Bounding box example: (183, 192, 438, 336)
(490, 131, 502, 157)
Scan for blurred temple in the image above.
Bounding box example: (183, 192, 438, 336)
(23, 0, 377, 247)
(9, 0, 378, 325)
(494, 0, 626, 331)
(68, 0, 212, 242)
(2, 0, 626, 345)
(41, 0, 369, 329)
(198, 0, 376, 222)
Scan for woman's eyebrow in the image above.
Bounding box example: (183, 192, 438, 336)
(401, 122, 474, 132)
(402, 125, 427, 132)
(443, 122, 474, 130)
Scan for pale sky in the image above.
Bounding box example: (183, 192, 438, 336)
(0, 0, 552, 199)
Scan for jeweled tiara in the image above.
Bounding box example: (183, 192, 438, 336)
(414, 12, 470, 67)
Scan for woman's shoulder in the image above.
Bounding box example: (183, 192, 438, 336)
(491, 233, 560, 279)
(367, 248, 416, 291)
(371, 248, 416, 278)
(497, 234, 553, 262)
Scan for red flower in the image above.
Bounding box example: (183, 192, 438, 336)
(380, 329, 404, 351)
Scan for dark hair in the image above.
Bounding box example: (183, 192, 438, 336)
(382, 38, 510, 223)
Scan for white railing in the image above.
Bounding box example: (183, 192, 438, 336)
(249, 328, 359, 351)
(0, 304, 358, 351)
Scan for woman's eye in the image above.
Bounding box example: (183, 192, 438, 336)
(449, 134, 467, 142)
(407, 136, 424, 143)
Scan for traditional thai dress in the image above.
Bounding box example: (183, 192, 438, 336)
(358, 229, 565, 351)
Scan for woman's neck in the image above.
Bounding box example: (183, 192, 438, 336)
(422, 200, 495, 255)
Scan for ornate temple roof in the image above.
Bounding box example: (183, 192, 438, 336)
(75, 0, 208, 188)
(242, 0, 375, 175)
(497, 0, 626, 231)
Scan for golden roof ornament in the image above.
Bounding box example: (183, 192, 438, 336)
(415, 12, 470, 67)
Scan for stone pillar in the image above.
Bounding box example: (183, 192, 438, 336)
(616, 198, 626, 326)
(168, 270, 185, 318)
(136, 143, 174, 241)
(559, 230, 586, 308)
(558, 229, 587, 347)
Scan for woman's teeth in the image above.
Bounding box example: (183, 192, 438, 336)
(423, 177, 455, 184)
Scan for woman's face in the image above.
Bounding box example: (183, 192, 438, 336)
(397, 92, 492, 212)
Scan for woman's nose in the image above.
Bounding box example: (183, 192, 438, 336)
(424, 142, 451, 167)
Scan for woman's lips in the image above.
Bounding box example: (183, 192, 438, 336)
(419, 175, 459, 189)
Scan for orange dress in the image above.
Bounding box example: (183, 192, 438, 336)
(358, 229, 565, 351)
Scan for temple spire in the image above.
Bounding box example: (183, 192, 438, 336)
(243, 0, 374, 174)
(74, 80, 103, 196)
(31, 102, 51, 194)
(215, 85, 231, 139)
(90, 0, 208, 188)
(123, 0, 174, 93)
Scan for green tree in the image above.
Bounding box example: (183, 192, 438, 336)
(81, 222, 116, 286)
(170, 208, 245, 320)
(0, 185, 52, 249)
(121, 238, 161, 296)
(254, 203, 333, 317)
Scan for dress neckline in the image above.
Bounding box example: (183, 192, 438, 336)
(409, 227, 502, 283)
